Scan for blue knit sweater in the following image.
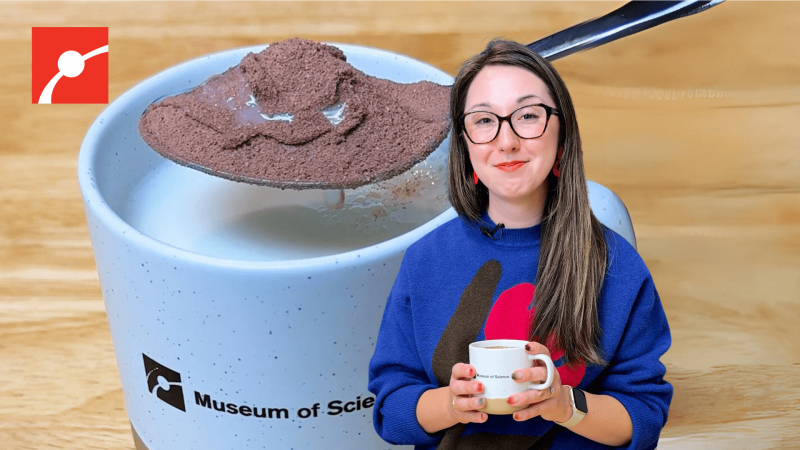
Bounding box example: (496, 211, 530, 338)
(368, 211, 673, 449)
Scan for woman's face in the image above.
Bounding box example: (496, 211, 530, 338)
(464, 65, 560, 206)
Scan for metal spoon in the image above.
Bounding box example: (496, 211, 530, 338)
(527, 0, 725, 60)
(143, 0, 724, 192)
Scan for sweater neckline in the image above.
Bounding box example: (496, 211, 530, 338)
(472, 210, 542, 247)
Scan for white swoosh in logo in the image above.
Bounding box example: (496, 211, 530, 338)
(37, 45, 108, 104)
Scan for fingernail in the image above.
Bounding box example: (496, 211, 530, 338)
(525, 344, 532, 351)
(477, 397, 485, 406)
(481, 413, 487, 421)
(511, 371, 523, 381)
(476, 383, 484, 393)
(507, 395, 516, 405)
(513, 413, 520, 421)
(469, 368, 475, 377)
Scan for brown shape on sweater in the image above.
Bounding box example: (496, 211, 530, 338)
(430, 259, 561, 449)
(436, 426, 560, 450)
(431, 260, 502, 388)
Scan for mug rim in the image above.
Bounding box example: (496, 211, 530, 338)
(469, 339, 529, 350)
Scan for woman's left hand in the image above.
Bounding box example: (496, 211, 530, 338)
(506, 341, 573, 423)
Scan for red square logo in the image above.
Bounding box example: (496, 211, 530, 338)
(32, 27, 108, 104)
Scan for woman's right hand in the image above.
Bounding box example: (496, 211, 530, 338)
(448, 363, 488, 424)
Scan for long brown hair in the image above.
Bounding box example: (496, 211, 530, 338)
(447, 39, 608, 367)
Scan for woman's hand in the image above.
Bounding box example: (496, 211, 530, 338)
(506, 342, 573, 423)
(447, 362, 488, 424)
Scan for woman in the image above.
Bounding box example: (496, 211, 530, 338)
(368, 39, 672, 450)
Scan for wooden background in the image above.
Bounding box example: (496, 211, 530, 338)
(2, 1, 799, 449)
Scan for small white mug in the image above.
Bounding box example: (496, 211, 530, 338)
(468, 339, 556, 415)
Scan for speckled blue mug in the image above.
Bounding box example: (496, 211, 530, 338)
(77, 43, 458, 450)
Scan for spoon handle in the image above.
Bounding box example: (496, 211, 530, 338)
(528, 0, 725, 61)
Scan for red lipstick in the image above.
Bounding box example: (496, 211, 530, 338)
(496, 161, 526, 172)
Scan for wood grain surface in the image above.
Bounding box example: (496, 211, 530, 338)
(2, 1, 799, 449)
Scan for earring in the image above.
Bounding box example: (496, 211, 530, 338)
(552, 147, 564, 178)
(469, 155, 479, 185)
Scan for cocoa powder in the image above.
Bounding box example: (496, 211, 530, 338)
(138, 38, 451, 190)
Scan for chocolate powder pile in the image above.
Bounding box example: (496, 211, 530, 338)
(138, 38, 451, 190)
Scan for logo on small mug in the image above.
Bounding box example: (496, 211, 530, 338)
(475, 373, 511, 379)
(143, 354, 186, 412)
(31, 27, 108, 104)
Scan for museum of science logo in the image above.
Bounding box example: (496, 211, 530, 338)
(143, 353, 186, 412)
(142, 354, 374, 420)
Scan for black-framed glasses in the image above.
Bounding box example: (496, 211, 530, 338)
(462, 103, 560, 145)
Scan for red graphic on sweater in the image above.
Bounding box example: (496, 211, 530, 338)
(484, 282, 586, 387)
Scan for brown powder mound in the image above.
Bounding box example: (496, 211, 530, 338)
(138, 37, 452, 190)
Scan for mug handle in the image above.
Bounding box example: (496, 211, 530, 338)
(527, 354, 555, 390)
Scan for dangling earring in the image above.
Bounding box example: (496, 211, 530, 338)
(552, 146, 564, 178)
(469, 155, 479, 185)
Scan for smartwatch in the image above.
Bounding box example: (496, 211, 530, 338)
(555, 385, 587, 428)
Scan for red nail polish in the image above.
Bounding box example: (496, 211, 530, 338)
(506, 396, 514, 404)
(525, 344, 531, 351)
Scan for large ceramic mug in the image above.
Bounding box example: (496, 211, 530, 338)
(77, 42, 456, 450)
